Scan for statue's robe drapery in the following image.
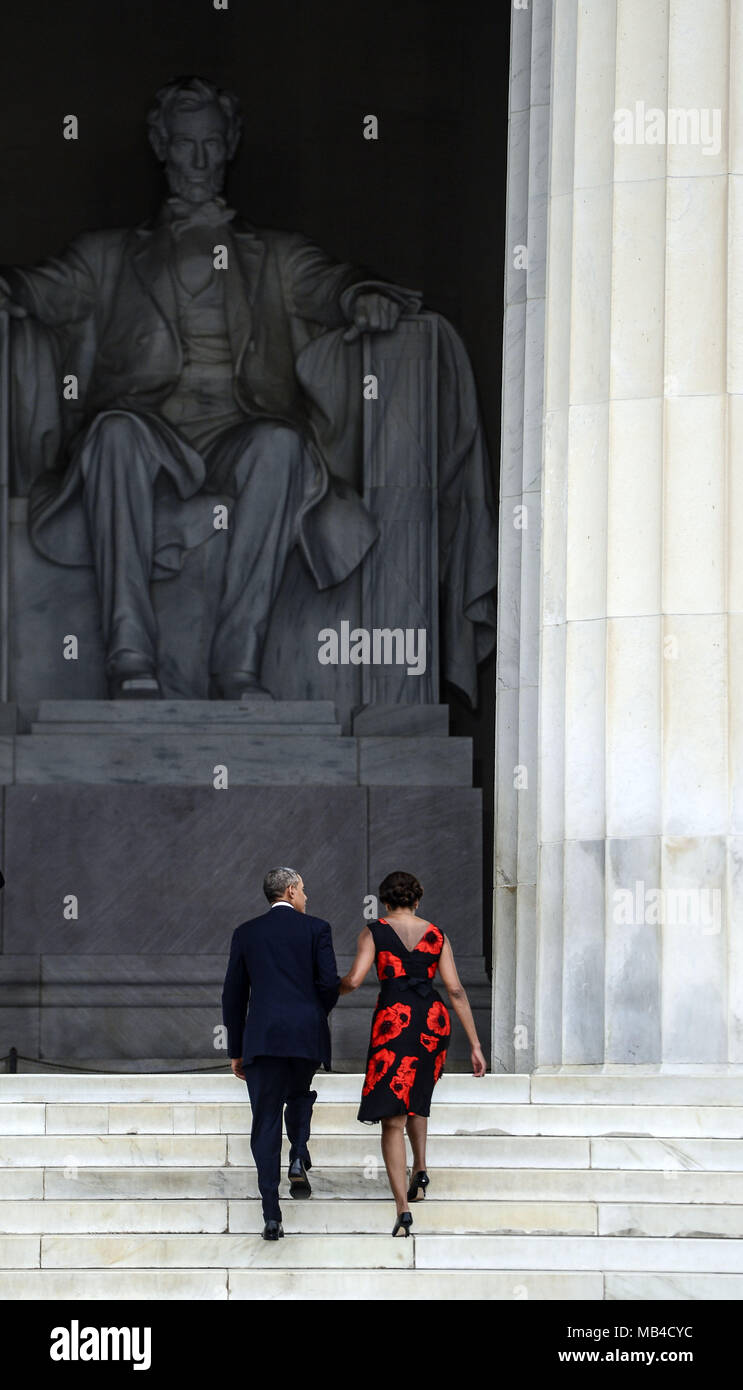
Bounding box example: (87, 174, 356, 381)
(4, 216, 497, 704)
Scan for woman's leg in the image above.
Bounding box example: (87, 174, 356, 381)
(405, 1114, 428, 1174)
(380, 1115, 409, 1214)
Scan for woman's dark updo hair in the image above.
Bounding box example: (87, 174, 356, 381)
(378, 870, 423, 910)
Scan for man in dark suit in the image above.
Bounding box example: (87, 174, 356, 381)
(221, 865, 340, 1240)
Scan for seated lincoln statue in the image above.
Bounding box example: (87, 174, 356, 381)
(0, 76, 497, 702)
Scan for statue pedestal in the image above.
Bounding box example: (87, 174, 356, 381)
(0, 700, 489, 1069)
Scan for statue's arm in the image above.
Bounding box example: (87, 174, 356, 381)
(280, 233, 421, 329)
(0, 233, 99, 327)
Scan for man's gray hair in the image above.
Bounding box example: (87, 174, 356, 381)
(263, 866, 301, 904)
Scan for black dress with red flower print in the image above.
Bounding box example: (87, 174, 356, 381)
(357, 918, 451, 1123)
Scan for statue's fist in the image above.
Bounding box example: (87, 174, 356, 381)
(0, 276, 27, 318)
(344, 291, 402, 343)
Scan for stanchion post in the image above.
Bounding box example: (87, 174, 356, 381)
(0, 308, 9, 704)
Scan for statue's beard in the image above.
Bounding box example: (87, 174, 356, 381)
(165, 165, 225, 205)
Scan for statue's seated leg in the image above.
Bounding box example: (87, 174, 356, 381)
(208, 420, 315, 699)
(78, 410, 170, 698)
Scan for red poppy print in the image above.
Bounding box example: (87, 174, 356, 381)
(420, 1032, 439, 1052)
(415, 925, 443, 955)
(377, 950, 406, 982)
(362, 1048, 396, 1096)
(433, 1049, 447, 1082)
(426, 1000, 451, 1037)
(371, 1002, 411, 1048)
(427, 961, 437, 978)
(389, 1056, 418, 1108)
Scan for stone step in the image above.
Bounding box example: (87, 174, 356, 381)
(0, 1133, 591, 1168)
(4, 1233, 417, 1270)
(0, 1135, 227, 1167)
(2, 1231, 742, 1273)
(0, 1268, 605, 1300)
(0, 1199, 229, 1234)
(35, 700, 339, 725)
(588, 1137, 743, 1171)
(4, 1197, 742, 1239)
(413, 1234, 743, 1273)
(531, 1074, 743, 1106)
(604, 1273, 743, 1300)
(230, 1133, 743, 1170)
(13, 733, 472, 786)
(30, 722, 342, 737)
(33, 1165, 743, 1202)
(598, 1204, 743, 1238)
(5, 1100, 743, 1138)
(351, 705, 449, 737)
(3, 1129, 738, 1171)
(0, 1198, 598, 1236)
(0, 1073, 525, 1103)
(3, 1265, 743, 1301)
(5, 1070, 743, 1104)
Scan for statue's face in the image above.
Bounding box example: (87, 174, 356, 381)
(163, 103, 229, 204)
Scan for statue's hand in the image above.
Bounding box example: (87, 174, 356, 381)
(0, 275, 27, 318)
(343, 291, 402, 343)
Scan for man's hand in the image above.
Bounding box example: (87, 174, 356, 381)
(343, 291, 402, 343)
(230, 1057, 246, 1080)
(0, 275, 27, 318)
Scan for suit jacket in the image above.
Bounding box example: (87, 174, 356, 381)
(4, 215, 420, 589)
(221, 905, 340, 1069)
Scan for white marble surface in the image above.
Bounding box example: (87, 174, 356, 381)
(2, 1068, 741, 1299)
(666, 0, 729, 179)
(605, 1272, 743, 1300)
(415, 1234, 743, 1273)
(38, 1233, 414, 1270)
(493, 0, 553, 1073)
(606, 401, 663, 615)
(0, 1269, 229, 1299)
(528, 0, 742, 1067)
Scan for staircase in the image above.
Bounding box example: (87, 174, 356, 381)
(1, 1070, 743, 1300)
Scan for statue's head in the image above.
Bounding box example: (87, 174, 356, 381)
(147, 76, 243, 205)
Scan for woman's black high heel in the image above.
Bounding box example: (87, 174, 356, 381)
(392, 1211, 414, 1238)
(407, 1170, 430, 1202)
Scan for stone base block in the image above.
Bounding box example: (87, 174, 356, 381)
(0, 785, 488, 1066)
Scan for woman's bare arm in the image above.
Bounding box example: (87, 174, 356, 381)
(339, 926, 376, 995)
(438, 935, 487, 1075)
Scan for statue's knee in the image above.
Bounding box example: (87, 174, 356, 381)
(233, 421, 306, 489)
(88, 411, 142, 443)
(249, 421, 304, 462)
(81, 412, 158, 475)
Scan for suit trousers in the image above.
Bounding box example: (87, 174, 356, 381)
(244, 1055, 319, 1222)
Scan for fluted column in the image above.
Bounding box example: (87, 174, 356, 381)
(493, 0, 553, 1072)
(535, 0, 737, 1064)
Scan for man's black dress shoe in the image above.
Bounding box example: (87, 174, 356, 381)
(288, 1156, 312, 1197)
(262, 1220, 284, 1240)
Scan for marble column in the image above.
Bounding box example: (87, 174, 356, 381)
(495, 0, 743, 1069)
(493, 0, 553, 1072)
(532, 0, 739, 1065)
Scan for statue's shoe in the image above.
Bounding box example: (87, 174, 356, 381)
(108, 670, 162, 700)
(212, 672, 275, 701)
